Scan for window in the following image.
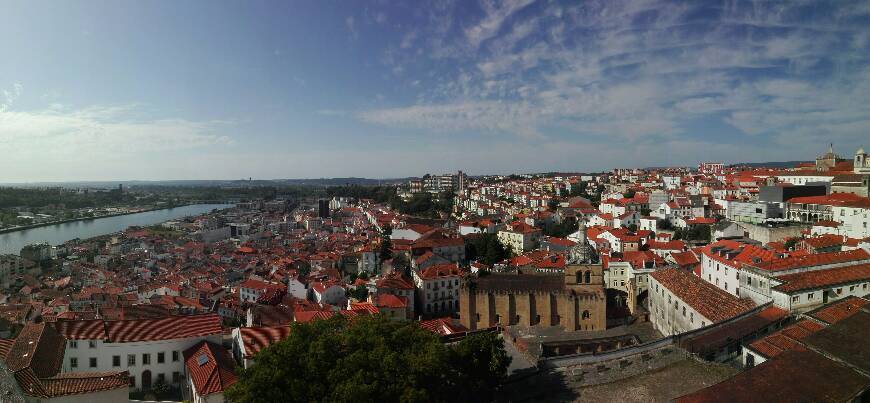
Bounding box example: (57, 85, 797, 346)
(172, 351, 179, 362)
(68, 340, 78, 348)
(88, 340, 97, 348)
(158, 352, 165, 364)
(157, 373, 166, 384)
(142, 353, 150, 365)
(690, 312, 694, 323)
(837, 288, 842, 293)
(701, 321, 706, 327)
(70, 357, 78, 368)
(128, 354, 136, 366)
(113, 355, 121, 367)
(808, 293, 814, 300)
(172, 372, 181, 383)
(129, 376, 135, 388)
(89, 357, 97, 368)
(849, 286, 855, 292)
(682, 307, 686, 317)
(792, 296, 800, 303)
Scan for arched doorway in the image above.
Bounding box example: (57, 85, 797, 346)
(142, 370, 152, 390)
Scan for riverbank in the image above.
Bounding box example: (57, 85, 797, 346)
(0, 203, 230, 235)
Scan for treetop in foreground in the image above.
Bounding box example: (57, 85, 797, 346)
(225, 315, 511, 403)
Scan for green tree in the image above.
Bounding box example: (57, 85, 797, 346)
(346, 285, 368, 301)
(225, 315, 511, 403)
(379, 225, 393, 262)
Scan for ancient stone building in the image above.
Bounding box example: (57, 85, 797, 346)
(459, 263, 606, 331)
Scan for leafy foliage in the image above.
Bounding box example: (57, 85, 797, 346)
(346, 285, 369, 301)
(541, 217, 578, 238)
(225, 315, 511, 403)
(466, 233, 511, 265)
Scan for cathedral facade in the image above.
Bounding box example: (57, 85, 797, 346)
(459, 225, 606, 332)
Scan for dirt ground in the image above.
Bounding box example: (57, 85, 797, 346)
(500, 358, 738, 402)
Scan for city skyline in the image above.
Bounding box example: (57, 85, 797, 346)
(2, 0, 870, 182)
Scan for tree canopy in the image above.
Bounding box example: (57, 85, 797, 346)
(225, 315, 511, 403)
(465, 233, 512, 265)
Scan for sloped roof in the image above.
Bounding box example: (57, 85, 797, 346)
(650, 268, 755, 322)
(238, 326, 291, 358)
(183, 341, 238, 397)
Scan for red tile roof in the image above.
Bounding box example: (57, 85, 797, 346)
(40, 371, 130, 397)
(419, 317, 467, 336)
(419, 263, 462, 279)
(748, 249, 870, 272)
(676, 348, 870, 403)
(374, 293, 408, 309)
(671, 251, 699, 266)
(650, 268, 755, 322)
(748, 320, 825, 359)
(788, 192, 870, 208)
(806, 296, 869, 325)
(375, 272, 414, 290)
(183, 341, 237, 396)
(772, 263, 870, 293)
(54, 314, 222, 342)
(238, 326, 291, 358)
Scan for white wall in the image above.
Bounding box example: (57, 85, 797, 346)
(648, 277, 710, 336)
(700, 253, 741, 297)
(63, 335, 222, 390)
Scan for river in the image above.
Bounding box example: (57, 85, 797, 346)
(0, 204, 233, 255)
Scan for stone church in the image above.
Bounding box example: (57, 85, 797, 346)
(459, 221, 607, 331)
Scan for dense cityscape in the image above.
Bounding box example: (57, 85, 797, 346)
(3, 0, 870, 402)
(0, 145, 868, 401)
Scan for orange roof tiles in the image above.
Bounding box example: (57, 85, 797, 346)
(183, 341, 237, 396)
(749, 249, 870, 272)
(748, 320, 825, 359)
(806, 296, 869, 325)
(651, 268, 755, 322)
(772, 263, 870, 293)
(419, 263, 462, 279)
(238, 326, 291, 358)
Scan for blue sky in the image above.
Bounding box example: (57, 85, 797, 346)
(2, 0, 869, 181)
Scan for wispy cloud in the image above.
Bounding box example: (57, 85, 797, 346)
(358, 0, 870, 164)
(346, 16, 359, 40)
(0, 82, 23, 112)
(0, 92, 234, 178)
(465, 0, 536, 49)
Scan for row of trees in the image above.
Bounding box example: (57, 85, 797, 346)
(225, 315, 511, 402)
(0, 187, 135, 209)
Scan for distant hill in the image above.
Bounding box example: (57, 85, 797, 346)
(0, 177, 414, 188)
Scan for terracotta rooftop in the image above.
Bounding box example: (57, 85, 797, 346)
(650, 268, 755, 323)
(805, 296, 869, 325)
(680, 305, 788, 354)
(40, 371, 130, 398)
(238, 326, 291, 358)
(747, 319, 825, 359)
(183, 341, 237, 397)
(375, 272, 415, 290)
(419, 263, 462, 279)
(676, 348, 870, 403)
(747, 249, 870, 272)
(772, 263, 870, 293)
(54, 314, 222, 342)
